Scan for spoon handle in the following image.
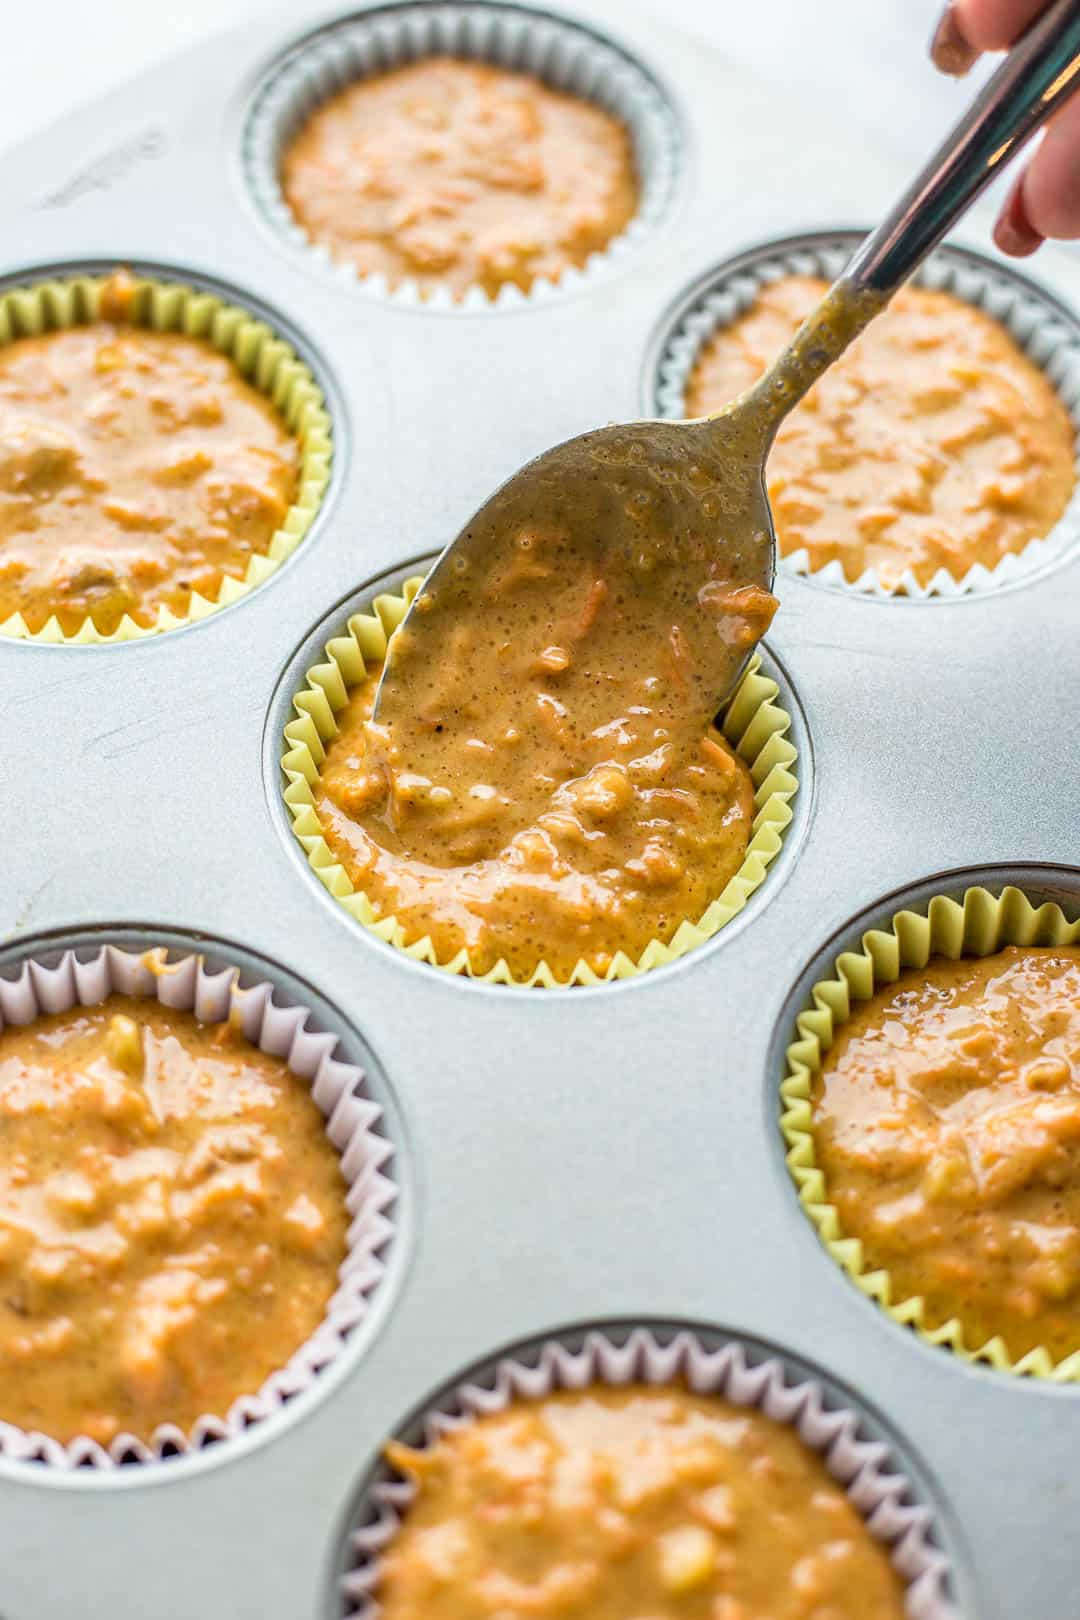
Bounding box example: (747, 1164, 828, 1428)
(848, 0, 1080, 294)
(737, 0, 1080, 438)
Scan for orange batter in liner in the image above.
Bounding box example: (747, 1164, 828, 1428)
(280, 57, 639, 300)
(314, 481, 778, 983)
(0, 272, 300, 636)
(317, 657, 755, 981)
(686, 275, 1076, 588)
(379, 1386, 907, 1619)
(813, 945, 1080, 1363)
(0, 995, 346, 1445)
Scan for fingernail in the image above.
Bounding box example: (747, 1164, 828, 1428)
(994, 174, 1043, 258)
(930, 4, 978, 75)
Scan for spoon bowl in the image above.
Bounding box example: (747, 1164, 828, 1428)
(375, 411, 777, 748)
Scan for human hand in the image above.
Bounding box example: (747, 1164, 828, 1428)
(931, 0, 1080, 255)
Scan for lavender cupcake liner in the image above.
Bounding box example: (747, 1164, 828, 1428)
(342, 1325, 959, 1618)
(0, 943, 396, 1469)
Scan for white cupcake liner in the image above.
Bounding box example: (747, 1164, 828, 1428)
(0, 943, 396, 1469)
(243, 3, 680, 311)
(654, 233, 1080, 598)
(342, 1326, 959, 1619)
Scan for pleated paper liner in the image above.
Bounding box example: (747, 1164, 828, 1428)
(653, 235, 1080, 597)
(0, 943, 396, 1468)
(781, 883, 1080, 1381)
(281, 577, 799, 987)
(243, 2, 680, 311)
(0, 270, 332, 644)
(342, 1325, 959, 1619)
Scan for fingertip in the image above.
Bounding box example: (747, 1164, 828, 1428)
(994, 214, 1043, 257)
(994, 172, 1045, 258)
(930, 3, 978, 75)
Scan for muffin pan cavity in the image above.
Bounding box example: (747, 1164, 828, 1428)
(243, 3, 681, 310)
(337, 1321, 962, 1619)
(0, 927, 403, 1476)
(649, 233, 1080, 598)
(267, 560, 809, 988)
(0, 264, 334, 643)
(777, 866, 1080, 1382)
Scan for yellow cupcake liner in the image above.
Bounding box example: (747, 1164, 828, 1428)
(0, 271, 332, 643)
(781, 881, 1080, 1380)
(282, 577, 798, 987)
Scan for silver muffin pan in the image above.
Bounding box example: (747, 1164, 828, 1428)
(2, 1, 1080, 1616)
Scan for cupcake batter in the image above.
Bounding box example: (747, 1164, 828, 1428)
(319, 641, 756, 980)
(0, 271, 300, 635)
(280, 57, 639, 299)
(686, 275, 1076, 587)
(813, 945, 1080, 1362)
(0, 995, 346, 1444)
(379, 1385, 907, 1619)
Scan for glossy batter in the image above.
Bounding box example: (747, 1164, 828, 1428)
(686, 275, 1076, 587)
(280, 57, 639, 299)
(379, 1386, 907, 1619)
(813, 946, 1080, 1362)
(0, 273, 299, 635)
(316, 506, 774, 977)
(0, 996, 346, 1444)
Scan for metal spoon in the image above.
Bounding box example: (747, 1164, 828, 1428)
(374, 0, 1080, 741)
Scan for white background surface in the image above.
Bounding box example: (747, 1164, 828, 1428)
(0, 0, 993, 164)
